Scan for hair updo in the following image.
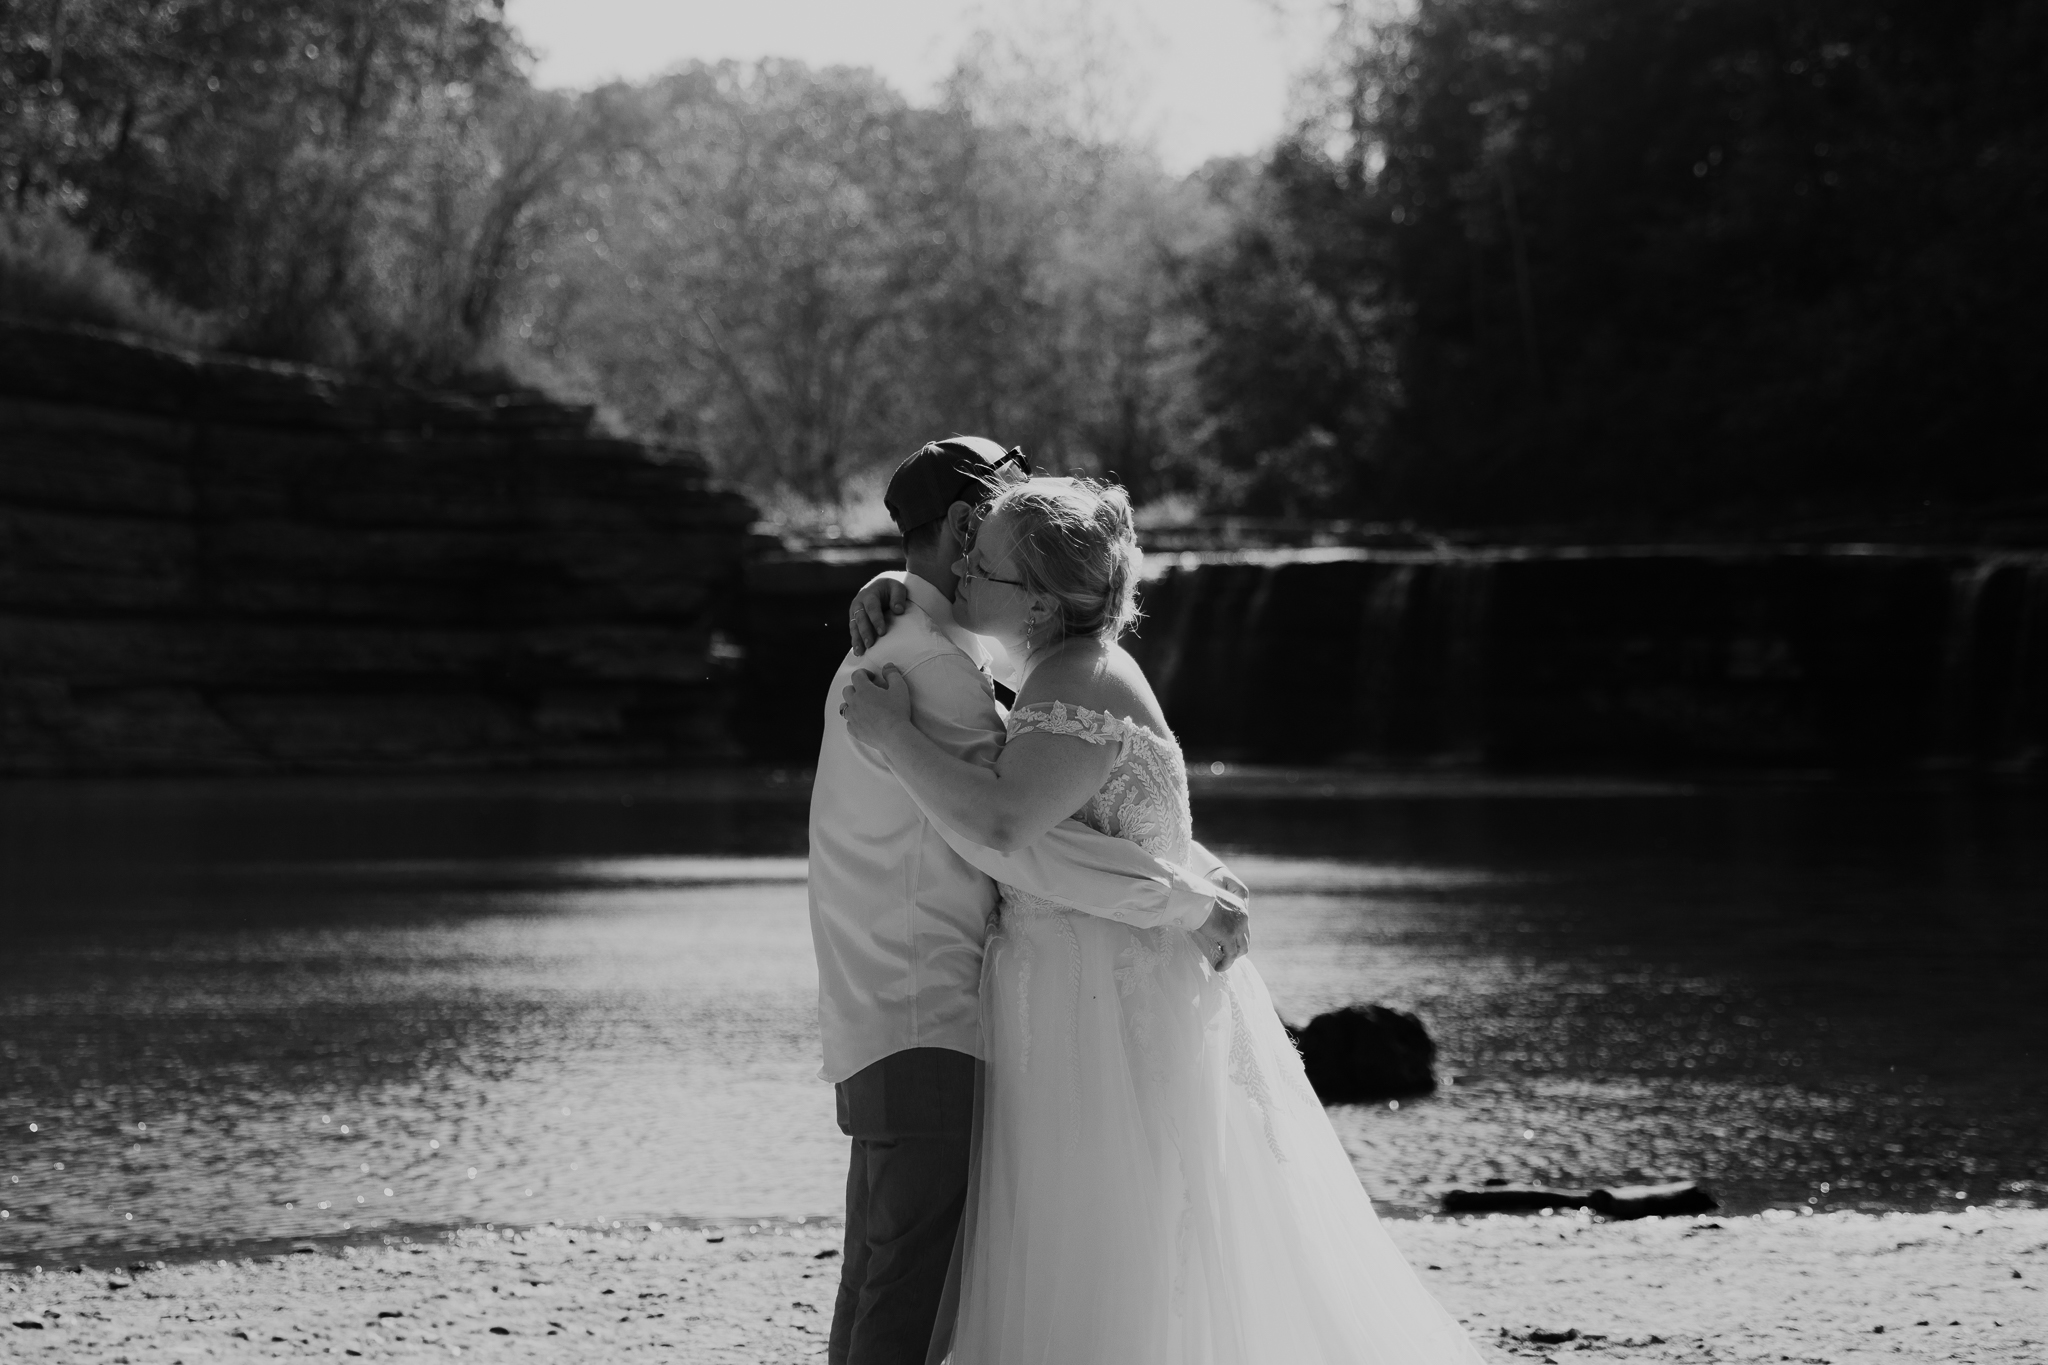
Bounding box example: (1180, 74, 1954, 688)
(983, 476, 1143, 643)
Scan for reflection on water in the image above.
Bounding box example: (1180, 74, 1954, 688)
(1, 772, 2043, 1265)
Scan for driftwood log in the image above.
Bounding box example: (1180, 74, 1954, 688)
(1441, 1179, 1717, 1219)
(1585, 1180, 1720, 1219)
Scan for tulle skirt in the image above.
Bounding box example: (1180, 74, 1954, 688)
(937, 900, 1489, 1365)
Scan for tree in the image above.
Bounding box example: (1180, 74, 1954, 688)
(1182, 145, 1400, 517)
(523, 57, 1224, 508)
(521, 62, 950, 501)
(1190, 0, 2048, 530)
(2, 0, 535, 371)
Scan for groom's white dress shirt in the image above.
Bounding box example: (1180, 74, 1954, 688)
(807, 571, 1235, 1084)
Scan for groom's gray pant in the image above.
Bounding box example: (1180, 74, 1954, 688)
(830, 1046, 977, 1365)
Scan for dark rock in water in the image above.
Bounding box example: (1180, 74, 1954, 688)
(1286, 1004, 1437, 1103)
(1440, 1185, 1589, 1214)
(1586, 1180, 1719, 1220)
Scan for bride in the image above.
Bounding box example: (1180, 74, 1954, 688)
(840, 475, 1486, 1365)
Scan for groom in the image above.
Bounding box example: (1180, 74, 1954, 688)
(808, 436, 1246, 1365)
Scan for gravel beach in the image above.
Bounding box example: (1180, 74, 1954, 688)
(4, 1207, 2040, 1363)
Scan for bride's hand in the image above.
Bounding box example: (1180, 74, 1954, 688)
(1192, 899, 1250, 973)
(849, 575, 912, 655)
(841, 664, 913, 750)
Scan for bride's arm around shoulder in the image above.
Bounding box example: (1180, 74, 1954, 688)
(840, 638, 1135, 854)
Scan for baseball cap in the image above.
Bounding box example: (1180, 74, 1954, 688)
(883, 436, 1029, 537)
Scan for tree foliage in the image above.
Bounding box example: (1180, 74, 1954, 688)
(11, 0, 2036, 527)
(1, 0, 586, 377)
(521, 59, 1221, 504)
(5, 6, 1218, 504)
(1190, 0, 2048, 529)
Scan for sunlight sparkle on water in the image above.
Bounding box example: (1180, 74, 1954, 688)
(3, 791, 2042, 1260)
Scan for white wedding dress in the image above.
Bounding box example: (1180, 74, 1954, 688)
(939, 701, 1489, 1365)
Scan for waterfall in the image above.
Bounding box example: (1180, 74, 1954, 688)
(1102, 545, 2045, 776)
(1931, 560, 2000, 768)
(1351, 564, 1418, 757)
(1236, 564, 1282, 753)
(1437, 559, 1495, 765)
(1135, 560, 1273, 757)
(1143, 562, 1206, 716)
(1993, 562, 2048, 772)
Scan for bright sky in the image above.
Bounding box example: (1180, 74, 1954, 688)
(502, 0, 1329, 172)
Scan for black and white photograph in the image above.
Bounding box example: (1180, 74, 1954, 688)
(2, 0, 2043, 1361)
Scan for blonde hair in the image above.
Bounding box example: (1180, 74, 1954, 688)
(984, 476, 1143, 642)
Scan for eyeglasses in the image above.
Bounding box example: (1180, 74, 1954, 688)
(960, 563, 1029, 590)
(960, 549, 1029, 590)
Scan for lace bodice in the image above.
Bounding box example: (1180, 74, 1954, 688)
(1005, 700, 1194, 867)
(991, 699, 1313, 1173)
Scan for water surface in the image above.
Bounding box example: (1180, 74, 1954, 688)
(1, 772, 2042, 1265)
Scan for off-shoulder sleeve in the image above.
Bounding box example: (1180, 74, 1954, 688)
(1007, 700, 1132, 749)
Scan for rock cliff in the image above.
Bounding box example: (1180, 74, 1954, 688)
(0, 319, 755, 773)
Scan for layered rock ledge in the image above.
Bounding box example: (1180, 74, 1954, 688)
(0, 320, 755, 773)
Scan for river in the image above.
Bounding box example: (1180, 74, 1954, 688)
(2, 770, 2042, 1266)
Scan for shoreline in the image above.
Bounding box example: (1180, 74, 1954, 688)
(5, 1207, 2041, 1362)
(9, 1193, 2045, 1277)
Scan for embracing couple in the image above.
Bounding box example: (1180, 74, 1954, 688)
(807, 438, 1484, 1365)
